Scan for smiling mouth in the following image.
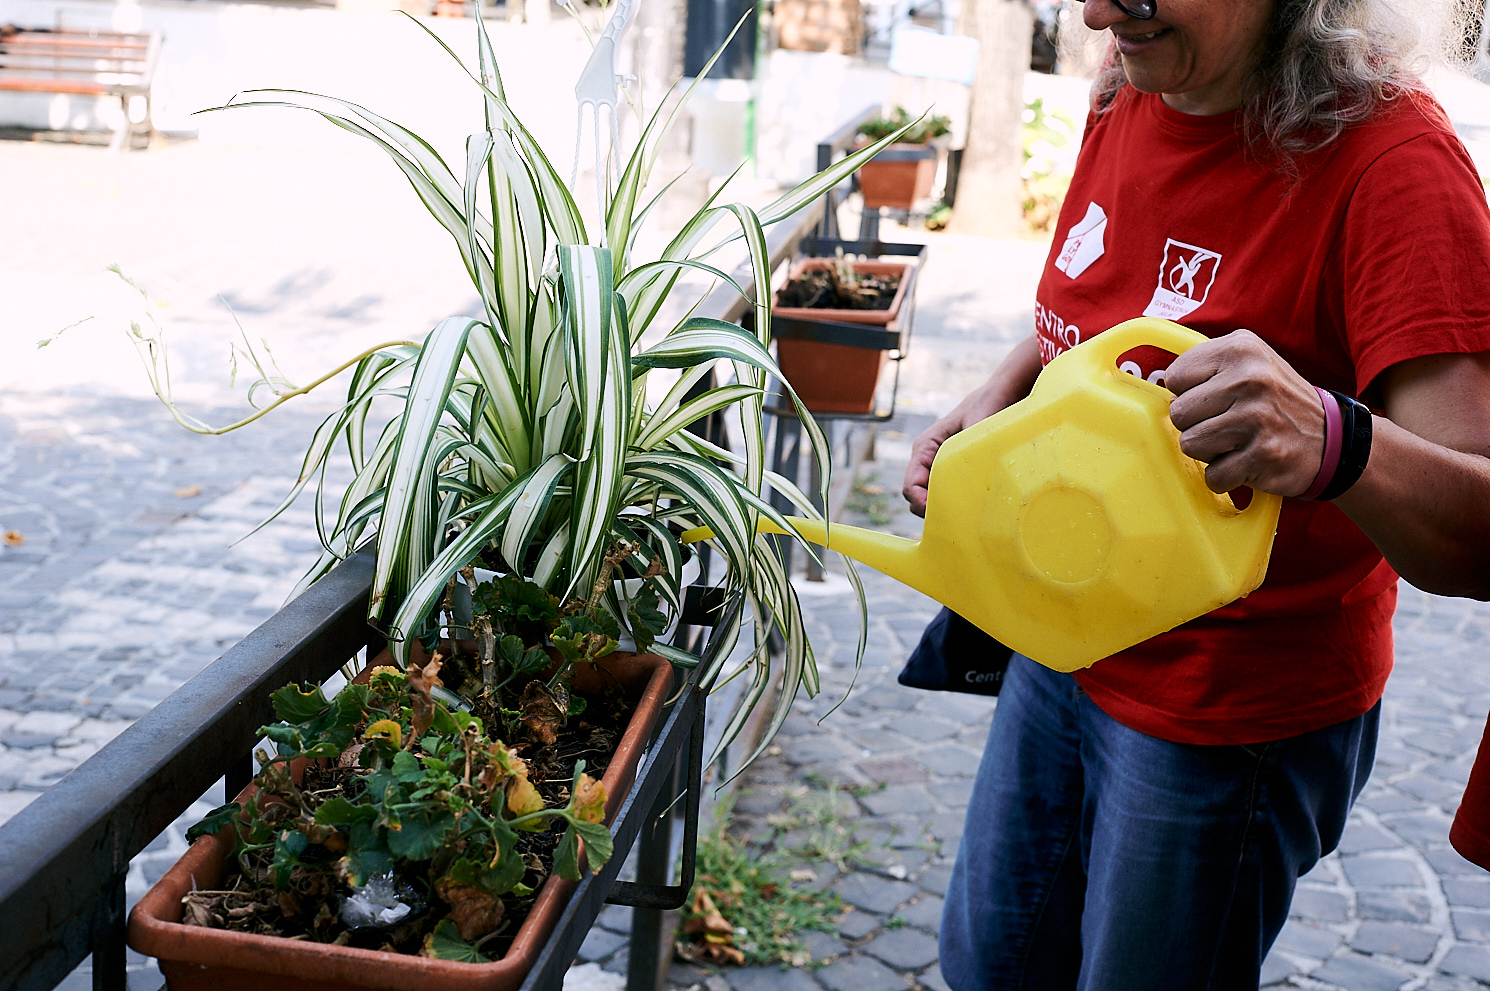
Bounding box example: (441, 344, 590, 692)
(1117, 28, 1168, 41)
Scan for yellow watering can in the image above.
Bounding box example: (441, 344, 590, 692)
(686, 318, 1282, 672)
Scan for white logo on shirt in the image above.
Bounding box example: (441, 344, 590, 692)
(1142, 239, 1222, 321)
(1054, 202, 1108, 280)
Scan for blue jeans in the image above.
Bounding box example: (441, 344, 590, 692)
(940, 654, 1379, 991)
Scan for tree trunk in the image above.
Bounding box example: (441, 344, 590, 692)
(946, 0, 1033, 238)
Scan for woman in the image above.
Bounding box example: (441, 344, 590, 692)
(903, 0, 1490, 987)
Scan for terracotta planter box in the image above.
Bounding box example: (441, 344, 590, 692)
(774, 257, 912, 415)
(857, 143, 937, 211)
(128, 650, 674, 991)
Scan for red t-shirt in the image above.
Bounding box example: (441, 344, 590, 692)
(1034, 86, 1490, 745)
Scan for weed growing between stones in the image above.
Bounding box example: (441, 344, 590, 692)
(676, 812, 842, 967)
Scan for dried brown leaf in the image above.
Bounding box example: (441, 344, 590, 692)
(435, 878, 502, 941)
(519, 680, 565, 745)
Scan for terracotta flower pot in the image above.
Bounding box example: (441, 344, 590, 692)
(127, 650, 674, 991)
(774, 258, 913, 415)
(857, 143, 937, 211)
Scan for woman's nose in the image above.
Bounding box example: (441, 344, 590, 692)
(1082, 0, 1132, 30)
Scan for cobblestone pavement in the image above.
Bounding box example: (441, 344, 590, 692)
(6, 133, 1490, 991)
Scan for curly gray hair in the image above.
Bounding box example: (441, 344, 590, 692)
(1090, 0, 1482, 157)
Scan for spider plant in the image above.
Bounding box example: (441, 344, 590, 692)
(130, 13, 910, 773)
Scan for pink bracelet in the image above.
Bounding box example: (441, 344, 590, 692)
(1299, 386, 1343, 501)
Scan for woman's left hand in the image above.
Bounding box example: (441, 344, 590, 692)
(1165, 329, 1325, 497)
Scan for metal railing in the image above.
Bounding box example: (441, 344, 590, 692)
(0, 200, 826, 991)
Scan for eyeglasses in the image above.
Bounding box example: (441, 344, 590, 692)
(1074, 0, 1157, 19)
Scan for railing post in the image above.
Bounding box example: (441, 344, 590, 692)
(625, 752, 680, 991)
(91, 874, 126, 991)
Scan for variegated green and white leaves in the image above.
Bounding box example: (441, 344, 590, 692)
(188, 7, 908, 768)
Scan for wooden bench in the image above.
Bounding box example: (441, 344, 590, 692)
(0, 26, 161, 151)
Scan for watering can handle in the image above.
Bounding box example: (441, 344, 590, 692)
(1065, 317, 1210, 393)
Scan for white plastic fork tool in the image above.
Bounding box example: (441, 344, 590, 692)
(572, 0, 640, 214)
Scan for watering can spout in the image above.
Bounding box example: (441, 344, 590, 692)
(681, 518, 941, 601)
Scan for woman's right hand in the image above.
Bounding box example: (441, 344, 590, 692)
(902, 335, 1043, 517)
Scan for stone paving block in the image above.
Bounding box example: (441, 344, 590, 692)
(667, 962, 713, 988)
(857, 759, 928, 785)
(915, 964, 950, 991)
(864, 928, 939, 970)
(814, 954, 908, 991)
(855, 846, 930, 881)
(886, 716, 959, 744)
(917, 865, 953, 898)
(1259, 951, 1296, 986)
(1309, 951, 1412, 991)
(838, 908, 882, 940)
(912, 746, 982, 779)
(1289, 887, 1351, 924)
(1440, 943, 1490, 983)
(1426, 847, 1490, 877)
(1398, 775, 1470, 805)
(1385, 813, 1452, 846)
(911, 694, 995, 724)
(1339, 821, 1403, 854)
(837, 873, 918, 914)
(1273, 919, 1342, 959)
(734, 787, 787, 816)
(928, 812, 965, 844)
(1453, 908, 1490, 940)
(726, 966, 823, 991)
(855, 685, 919, 713)
(898, 895, 943, 932)
(1340, 855, 1422, 888)
(1445, 877, 1490, 908)
(1359, 889, 1431, 923)
(859, 785, 934, 818)
(1349, 920, 1439, 963)
(597, 904, 633, 934)
(927, 781, 973, 809)
(601, 948, 629, 974)
(805, 930, 848, 961)
(1427, 760, 1473, 785)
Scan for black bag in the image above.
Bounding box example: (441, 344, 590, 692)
(898, 607, 1015, 697)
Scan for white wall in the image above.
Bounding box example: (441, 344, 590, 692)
(752, 47, 891, 185)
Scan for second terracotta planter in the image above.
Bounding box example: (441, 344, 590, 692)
(774, 257, 912, 415)
(857, 143, 938, 211)
(127, 650, 675, 991)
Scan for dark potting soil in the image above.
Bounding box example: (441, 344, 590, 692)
(182, 664, 631, 958)
(776, 267, 900, 311)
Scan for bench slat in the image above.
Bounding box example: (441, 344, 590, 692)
(2, 32, 152, 48)
(0, 77, 111, 94)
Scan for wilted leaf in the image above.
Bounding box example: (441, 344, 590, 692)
(506, 774, 546, 830)
(683, 889, 733, 937)
(435, 876, 502, 941)
(2, 531, 23, 547)
(407, 654, 444, 743)
(519, 680, 565, 745)
(174, 485, 202, 499)
(571, 773, 606, 823)
(364, 718, 402, 750)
